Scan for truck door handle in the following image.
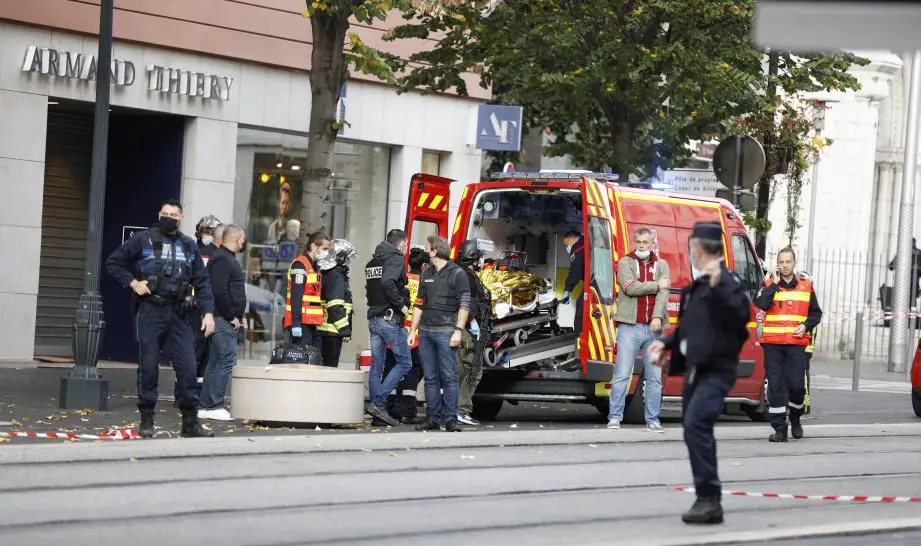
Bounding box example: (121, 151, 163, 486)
(592, 311, 602, 318)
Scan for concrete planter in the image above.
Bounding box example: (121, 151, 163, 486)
(230, 364, 365, 424)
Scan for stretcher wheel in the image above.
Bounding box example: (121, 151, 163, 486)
(513, 328, 528, 346)
(484, 347, 497, 367)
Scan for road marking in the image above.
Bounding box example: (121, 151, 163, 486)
(676, 486, 921, 503)
(811, 376, 912, 394)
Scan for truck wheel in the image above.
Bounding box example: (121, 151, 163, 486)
(623, 393, 645, 425)
(913, 390, 921, 418)
(593, 398, 610, 418)
(472, 398, 504, 421)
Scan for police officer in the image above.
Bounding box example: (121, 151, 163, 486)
(285, 231, 330, 357)
(560, 230, 585, 334)
(317, 239, 357, 368)
(756, 247, 823, 442)
(649, 221, 751, 525)
(105, 199, 216, 439)
(455, 239, 492, 426)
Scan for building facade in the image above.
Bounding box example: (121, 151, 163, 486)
(0, 1, 487, 362)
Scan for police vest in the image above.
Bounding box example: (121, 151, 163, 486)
(405, 272, 421, 348)
(419, 264, 461, 313)
(284, 256, 324, 327)
(140, 228, 194, 298)
(761, 278, 813, 347)
(364, 256, 389, 308)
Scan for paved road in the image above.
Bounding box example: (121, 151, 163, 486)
(2, 424, 921, 545)
(732, 530, 921, 545)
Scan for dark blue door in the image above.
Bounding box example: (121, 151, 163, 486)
(100, 113, 185, 362)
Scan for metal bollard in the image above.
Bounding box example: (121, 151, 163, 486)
(852, 311, 865, 392)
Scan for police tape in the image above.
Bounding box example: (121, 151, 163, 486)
(0, 429, 140, 441)
(675, 486, 921, 503)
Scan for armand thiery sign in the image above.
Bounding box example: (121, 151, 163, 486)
(21, 46, 234, 101)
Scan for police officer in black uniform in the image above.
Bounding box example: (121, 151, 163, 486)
(105, 199, 216, 439)
(456, 239, 493, 426)
(649, 222, 751, 525)
(561, 230, 585, 334)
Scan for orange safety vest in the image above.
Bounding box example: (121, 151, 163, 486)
(405, 272, 421, 349)
(760, 277, 813, 347)
(283, 256, 324, 327)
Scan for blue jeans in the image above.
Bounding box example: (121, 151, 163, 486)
(200, 317, 238, 410)
(418, 330, 459, 424)
(608, 322, 663, 424)
(369, 316, 412, 407)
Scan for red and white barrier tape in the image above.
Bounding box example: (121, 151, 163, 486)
(0, 429, 140, 441)
(675, 486, 921, 503)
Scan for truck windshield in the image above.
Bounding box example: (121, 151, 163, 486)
(588, 217, 615, 304)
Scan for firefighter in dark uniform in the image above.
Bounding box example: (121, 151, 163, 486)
(284, 231, 331, 358)
(650, 221, 751, 525)
(174, 215, 221, 405)
(105, 199, 215, 439)
(800, 270, 816, 415)
(561, 230, 585, 334)
(456, 239, 493, 426)
(317, 239, 357, 368)
(755, 247, 822, 442)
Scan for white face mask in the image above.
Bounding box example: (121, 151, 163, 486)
(201, 235, 214, 246)
(316, 249, 329, 261)
(635, 249, 651, 260)
(691, 265, 703, 280)
(565, 244, 573, 254)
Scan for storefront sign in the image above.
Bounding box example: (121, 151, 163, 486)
(662, 169, 726, 196)
(21, 46, 234, 101)
(476, 104, 523, 152)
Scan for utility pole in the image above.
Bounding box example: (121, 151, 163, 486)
(755, 51, 780, 259)
(888, 50, 921, 375)
(60, 0, 114, 409)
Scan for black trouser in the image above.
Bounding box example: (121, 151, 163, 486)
(320, 336, 343, 368)
(763, 344, 808, 430)
(573, 293, 584, 335)
(682, 368, 737, 499)
(136, 300, 199, 410)
(383, 346, 422, 419)
(176, 312, 209, 400)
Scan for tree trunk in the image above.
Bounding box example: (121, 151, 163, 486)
(298, 11, 350, 250)
(612, 119, 633, 176)
(755, 51, 780, 259)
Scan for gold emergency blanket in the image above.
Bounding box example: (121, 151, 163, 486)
(478, 269, 549, 313)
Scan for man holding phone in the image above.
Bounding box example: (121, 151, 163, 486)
(755, 247, 823, 443)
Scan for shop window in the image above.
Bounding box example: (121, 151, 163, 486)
(588, 217, 615, 303)
(411, 219, 439, 249)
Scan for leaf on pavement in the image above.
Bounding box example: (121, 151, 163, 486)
(588, 444, 598, 448)
(10, 419, 21, 427)
(388, 452, 397, 457)
(361, 448, 372, 453)
(509, 424, 518, 429)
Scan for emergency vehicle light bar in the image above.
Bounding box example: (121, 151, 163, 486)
(489, 172, 620, 182)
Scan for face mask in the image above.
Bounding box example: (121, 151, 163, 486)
(635, 249, 650, 260)
(565, 245, 573, 254)
(691, 265, 703, 281)
(201, 235, 214, 246)
(159, 216, 179, 233)
(238, 241, 248, 254)
(316, 249, 329, 261)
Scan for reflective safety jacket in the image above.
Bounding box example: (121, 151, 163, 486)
(405, 272, 421, 348)
(284, 255, 324, 328)
(760, 277, 815, 346)
(318, 265, 353, 338)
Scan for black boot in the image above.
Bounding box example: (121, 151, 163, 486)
(181, 409, 215, 438)
(769, 427, 789, 442)
(415, 419, 440, 431)
(138, 408, 156, 439)
(444, 419, 462, 432)
(681, 496, 724, 524)
(791, 417, 804, 439)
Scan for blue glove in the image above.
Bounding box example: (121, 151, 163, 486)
(469, 320, 480, 338)
(560, 293, 571, 305)
(291, 326, 303, 338)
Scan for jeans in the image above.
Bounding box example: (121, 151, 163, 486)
(608, 322, 663, 424)
(369, 316, 412, 407)
(418, 330, 460, 424)
(200, 317, 238, 410)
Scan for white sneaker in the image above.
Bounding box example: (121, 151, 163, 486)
(646, 422, 665, 433)
(607, 419, 620, 429)
(198, 408, 233, 421)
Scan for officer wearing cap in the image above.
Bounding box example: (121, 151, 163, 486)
(650, 221, 751, 525)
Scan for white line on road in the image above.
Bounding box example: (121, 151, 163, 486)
(812, 376, 912, 394)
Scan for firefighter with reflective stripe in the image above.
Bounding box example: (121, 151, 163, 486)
(801, 270, 816, 415)
(317, 239, 357, 368)
(284, 231, 330, 355)
(755, 247, 823, 442)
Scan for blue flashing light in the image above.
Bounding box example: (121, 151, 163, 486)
(489, 171, 621, 182)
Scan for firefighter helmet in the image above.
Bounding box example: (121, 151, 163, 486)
(319, 239, 357, 271)
(457, 239, 483, 267)
(196, 215, 222, 235)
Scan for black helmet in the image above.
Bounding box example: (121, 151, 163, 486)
(457, 239, 483, 267)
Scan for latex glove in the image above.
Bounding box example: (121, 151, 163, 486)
(469, 320, 480, 338)
(291, 326, 303, 338)
(560, 293, 571, 305)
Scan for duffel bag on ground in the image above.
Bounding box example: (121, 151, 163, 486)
(269, 343, 321, 365)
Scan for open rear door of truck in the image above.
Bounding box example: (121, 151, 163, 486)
(580, 176, 618, 381)
(403, 173, 454, 249)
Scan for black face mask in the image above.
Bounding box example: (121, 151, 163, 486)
(159, 216, 179, 233)
(238, 241, 248, 254)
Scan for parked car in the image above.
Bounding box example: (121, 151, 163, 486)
(912, 338, 921, 417)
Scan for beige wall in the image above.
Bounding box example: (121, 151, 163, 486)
(0, 0, 489, 99)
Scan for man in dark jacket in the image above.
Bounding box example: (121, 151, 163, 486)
(650, 221, 751, 525)
(364, 229, 413, 426)
(199, 224, 247, 422)
(318, 239, 357, 368)
(561, 230, 585, 334)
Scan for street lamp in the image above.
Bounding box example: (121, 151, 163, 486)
(60, 0, 114, 410)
